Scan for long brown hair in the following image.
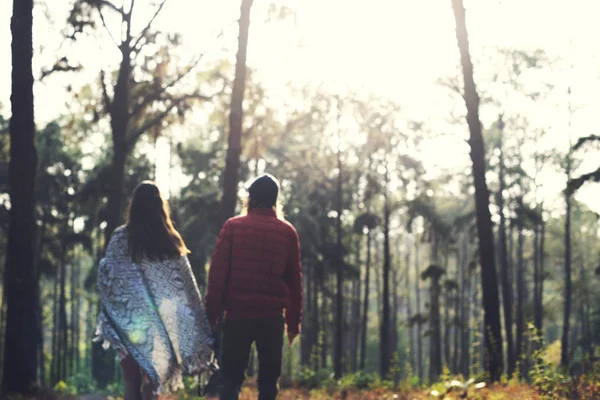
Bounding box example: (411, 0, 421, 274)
(126, 181, 189, 262)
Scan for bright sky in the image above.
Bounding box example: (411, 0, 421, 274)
(1, 0, 600, 214)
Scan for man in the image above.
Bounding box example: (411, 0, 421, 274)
(206, 174, 302, 400)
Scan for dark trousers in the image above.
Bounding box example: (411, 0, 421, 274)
(220, 315, 284, 400)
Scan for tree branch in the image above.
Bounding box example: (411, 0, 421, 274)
(567, 167, 600, 195)
(127, 92, 213, 150)
(97, 7, 120, 48)
(99, 69, 112, 114)
(40, 57, 82, 81)
(129, 55, 203, 119)
(125, 0, 135, 43)
(573, 135, 600, 151)
(84, 0, 123, 15)
(132, 0, 168, 51)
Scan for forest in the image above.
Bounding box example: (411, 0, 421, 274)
(1, 0, 600, 399)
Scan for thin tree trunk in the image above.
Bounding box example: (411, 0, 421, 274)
(59, 247, 68, 381)
(360, 230, 371, 370)
(321, 281, 328, 369)
(428, 275, 443, 382)
(444, 286, 451, 370)
(351, 276, 361, 372)
(533, 221, 541, 335)
(561, 183, 572, 368)
(538, 218, 545, 334)
(3, 0, 38, 393)
(451, 0, 504, 380)
(220, 0, 253, 223)
(460, 233, 471, 376)
(37, 279, 45, 387)
(497, 117, 515, 374)
(300, 265, 311, 366)
(380, 165, 391, 378)
(415, 233, 423, 382)
(313, 270, 320, 371)
(515, 222, 525, 363)
(51, 265, 59, 385)
(334, 98, 344, 379)
(406, 236, 415, 371)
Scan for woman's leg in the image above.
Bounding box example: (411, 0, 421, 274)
(121, 355, 143, 400)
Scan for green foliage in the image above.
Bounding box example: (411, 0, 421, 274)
(338, 371, 377, 390)
(296, 368, 336, 389)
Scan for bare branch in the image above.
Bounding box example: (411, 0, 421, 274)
(40, 57, 83, 81)
(573, 135, 600, 151)
(99, 70, 112, 114)
(132, 0, 168, 51)
(84, 0, 123, 15)
(127, 92, 213, 149)
(125, 0, 135, 43)
(98, 8, 120, 48)
(129, 56, 204, 118)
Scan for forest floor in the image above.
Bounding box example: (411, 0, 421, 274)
(24, 383, 549, 399)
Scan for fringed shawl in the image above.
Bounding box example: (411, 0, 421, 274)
(95, 227, 214, 393)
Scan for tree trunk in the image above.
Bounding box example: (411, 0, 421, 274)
(443, 286, 451, 370)
(3, 0, 38, 392)
(59, 255, 68, 381)
(497, 119, 515, 374)
(313, 271, 320, 370)
(36, 280, 45, 386)
(220, 0, 253, 223)
(380, 169, 391, 378)
(333, 98, 345, 379)
(460, 233, 471, 376)
(450, 0, 504, 380)
(533, 220, 542, 336)
(350, 275, 361, 372)
(428, 274, 443, 382)
(415, 234, 423, 382)
(94, 36, 133, 390)
(320, 282, 328, 369)
(360, 230, 371, 370)
(538, 218, 545, 334)
(561, 186, 572, 368)
(51, 266, 59, 385)
(71, 251, 79, 373)
(301, 266, 312, 366)
(406, 236, 415, 371)
(515, 221, 525, 363)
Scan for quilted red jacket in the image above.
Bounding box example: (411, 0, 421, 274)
(205, 208, 302, 333)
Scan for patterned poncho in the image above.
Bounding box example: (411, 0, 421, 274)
(95, 227, 214, 393)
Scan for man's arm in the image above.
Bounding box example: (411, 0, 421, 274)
(283, 226, 302, 338)
(205, 221, 233, 328)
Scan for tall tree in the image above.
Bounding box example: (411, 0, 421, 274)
(422, 265, 445, 382)
(496, 115, 515, 374)
(450, 0, 504, 380)
(221, 0, 254, 222)
(561, 90, 574, 369)
(3, 0, 38, 393)
(334, 98, 344, 379)
(415, 231, 424, 381)
(380, 157, 392, 378)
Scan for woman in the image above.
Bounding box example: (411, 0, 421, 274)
(95, 181, 214, 399)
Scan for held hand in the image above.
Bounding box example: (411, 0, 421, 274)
(288, 331, 298, 347)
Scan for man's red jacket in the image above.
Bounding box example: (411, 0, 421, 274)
(205, 208, 302, 334)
